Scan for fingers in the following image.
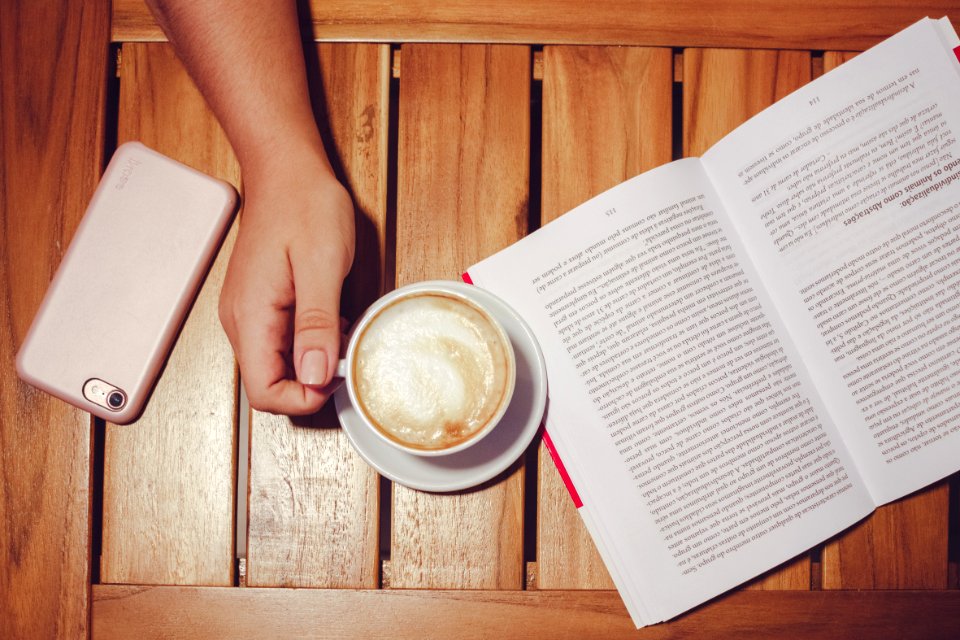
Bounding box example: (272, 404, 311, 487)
(221, 281, 332, 416)
(222, 254, 347, 415)
(230, 308, 344, 416)
(290, 243, 350, 390)
(246, 377, 340, 416)
(231, 314, 344, 416)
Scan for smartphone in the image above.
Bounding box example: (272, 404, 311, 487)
(16, 141, 238, 424)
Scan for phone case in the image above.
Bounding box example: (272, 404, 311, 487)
(16, 141, 238, 424)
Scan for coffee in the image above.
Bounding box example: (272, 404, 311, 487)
(352, 292, 514, 451)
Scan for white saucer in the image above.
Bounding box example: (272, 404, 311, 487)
(335, 282, 547, 492)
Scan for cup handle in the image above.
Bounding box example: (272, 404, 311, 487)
(335, 358, 349, 379)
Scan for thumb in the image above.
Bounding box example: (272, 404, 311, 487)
(291, 251, 346, 388)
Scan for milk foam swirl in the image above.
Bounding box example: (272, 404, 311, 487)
(354, 293, 512, 450)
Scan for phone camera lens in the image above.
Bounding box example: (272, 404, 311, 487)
(107, 391, 126, 410)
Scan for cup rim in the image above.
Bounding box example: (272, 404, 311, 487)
(343, 280, 517, 457)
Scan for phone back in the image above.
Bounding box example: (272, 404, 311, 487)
(16, 142, 237, 423)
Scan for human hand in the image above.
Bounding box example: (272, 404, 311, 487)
(219, 154, 355, 415)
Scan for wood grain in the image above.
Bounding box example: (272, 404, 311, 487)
(391, 44, 529, 588)
(822, 51, 859, 71)
(817, 49, 951, 591)
(821, 484, 950, 588)
(743, 555, 812, 590)
(100, 43, 240, 586)
(683, 49, 812, 157)
(537, 45, 673, 589)
(112, 0, 956, 51)
(684, 48, 813, 590)
(0, 1, 109, 637)
(541, 47, 673, 219)
(93, 585, 960, 639)
(245, 43, 388, 588)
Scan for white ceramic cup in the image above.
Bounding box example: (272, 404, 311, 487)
(335, 281, 516, 457)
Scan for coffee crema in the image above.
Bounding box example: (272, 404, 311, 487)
(353, 293, 513, 451)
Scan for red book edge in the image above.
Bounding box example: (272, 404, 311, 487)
(462, 270, 583, 508)
(542, 430, 583, 508)
(955, 45, 960, 64)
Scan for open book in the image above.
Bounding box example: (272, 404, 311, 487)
(466, 17, 960, 627)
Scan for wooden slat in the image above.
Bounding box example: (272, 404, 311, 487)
(0, 0, 110, 637)
(537, 45, 673, 589)
(245, 43, 389, 588)
(822, 51, 858, 70)
(952, 475, 960, 589)
(93, 585, 960, 639)
(821, 484, 950, 588)
(816, 49, 950, 591)
(683, 48, 813, 590)
(112, 0, 956, 51)
(743, 555, 811, 591)
(683, 49, 812, 156)
(391, 43, 529, 588)
(100, 43, 239, 585)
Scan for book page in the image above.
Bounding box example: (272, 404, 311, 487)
(468, 158, 873, 626)
(702, 18, 960, 504)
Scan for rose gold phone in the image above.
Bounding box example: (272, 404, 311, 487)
(16, 141, 237, 424)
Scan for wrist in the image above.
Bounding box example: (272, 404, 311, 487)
(238, 135, 336, 186)
(237, 146, 354, 249)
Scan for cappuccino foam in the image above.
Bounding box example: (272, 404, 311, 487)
(354, 293, 512, 450)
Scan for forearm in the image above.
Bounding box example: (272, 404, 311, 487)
(146, 0, 331, 177)
(145, 0, 354, 413)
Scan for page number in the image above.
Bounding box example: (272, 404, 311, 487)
(808, 96, 821, 106)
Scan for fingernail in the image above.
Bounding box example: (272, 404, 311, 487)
(300, 349, 328, 386)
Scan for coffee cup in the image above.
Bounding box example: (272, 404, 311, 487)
(336, 281, 516, 457)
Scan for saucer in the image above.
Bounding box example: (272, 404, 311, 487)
(335, 281, 547, 492)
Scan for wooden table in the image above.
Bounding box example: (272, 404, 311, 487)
(3, 1, 960, 637)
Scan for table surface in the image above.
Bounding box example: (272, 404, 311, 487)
(3, 1, 960, 638)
